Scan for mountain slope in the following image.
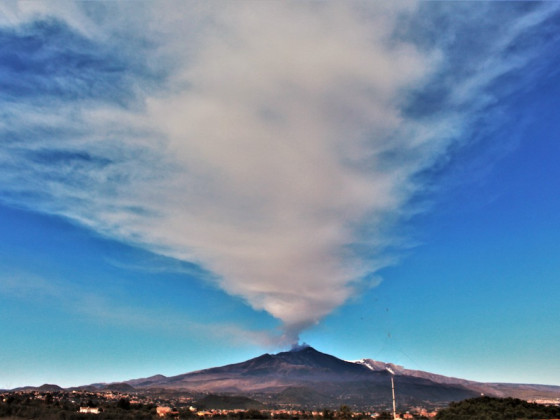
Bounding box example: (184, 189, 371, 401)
(123, 346, 479, 406)
(103, 346, 560, 408)
(355, 358, 560, 400)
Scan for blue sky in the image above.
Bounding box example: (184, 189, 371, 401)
(1, 2, 559, 388)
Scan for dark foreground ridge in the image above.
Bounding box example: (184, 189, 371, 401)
(436, 396, 560, 420)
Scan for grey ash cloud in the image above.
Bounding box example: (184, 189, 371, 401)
(0, 1, 558, 346)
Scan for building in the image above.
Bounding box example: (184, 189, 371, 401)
(157, 406, 179, 417)
(79, 407, 101, 414)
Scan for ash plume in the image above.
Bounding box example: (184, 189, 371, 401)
(1, 2, 557, 344)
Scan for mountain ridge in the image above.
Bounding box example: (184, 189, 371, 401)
(118, 346, 558, 406)
(10, 346, 559, 409)
(114, 347, 473, 406)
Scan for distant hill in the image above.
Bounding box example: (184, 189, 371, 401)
(12, 384, 65, 392)
(37, 384, 64, 392)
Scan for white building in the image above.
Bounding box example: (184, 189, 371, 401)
(79, 407, 101, 414)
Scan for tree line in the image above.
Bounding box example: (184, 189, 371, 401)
(435, 396, 560, 420)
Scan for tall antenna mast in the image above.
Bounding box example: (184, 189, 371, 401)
(386, 367, 397, 420)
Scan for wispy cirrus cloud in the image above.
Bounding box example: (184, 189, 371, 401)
(1, 2, 559, 345)
(0, 271, 275, 347)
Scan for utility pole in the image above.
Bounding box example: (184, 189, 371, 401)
(386, 367, 397, 420)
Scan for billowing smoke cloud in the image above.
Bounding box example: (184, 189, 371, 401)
(138, 3, 433, 343)
(1, 1, 558, 345)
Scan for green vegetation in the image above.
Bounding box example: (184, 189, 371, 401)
(0, 394, 387, 420)
(0, 393, 155, 420)
(436, 396, 560, 420)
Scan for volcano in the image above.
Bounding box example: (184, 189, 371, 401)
(122, 346, 484, 407)
(87, 346, 560, 408)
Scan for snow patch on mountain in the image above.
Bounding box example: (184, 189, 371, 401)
(350, 359, 405, 374)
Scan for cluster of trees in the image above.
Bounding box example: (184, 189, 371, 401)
(0, 394, 154, 420)
(435, 396, 560, 420)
